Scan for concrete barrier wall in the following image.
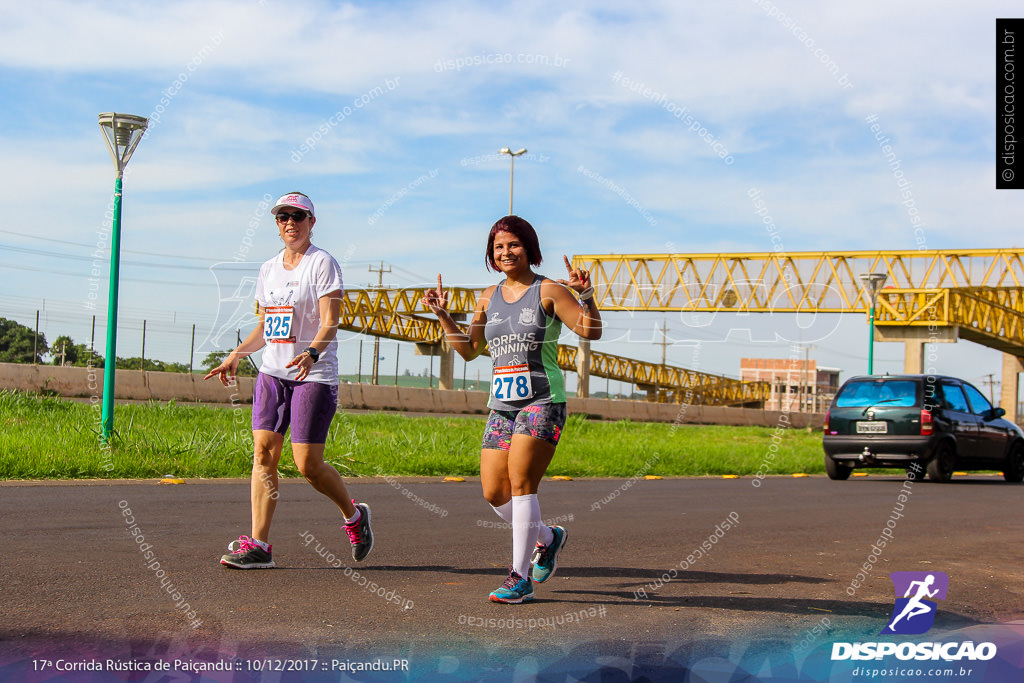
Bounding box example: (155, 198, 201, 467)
(564, 396, 821, 429)
(0, 362, 254, 403)
(0, 362, 823, 428)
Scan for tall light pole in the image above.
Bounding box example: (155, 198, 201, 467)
(499, 147, 527, 215)
(98, 112, 148, 441)
(859, 272, 888, 376)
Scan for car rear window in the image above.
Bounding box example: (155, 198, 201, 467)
(834, 380, 917, 408)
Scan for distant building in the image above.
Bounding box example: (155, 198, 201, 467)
(739, 358, 840, 413)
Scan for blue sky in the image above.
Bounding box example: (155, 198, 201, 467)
(1, 0, 1020, 396)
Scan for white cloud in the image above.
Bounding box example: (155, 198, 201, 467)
(2, 0, 1021, 379)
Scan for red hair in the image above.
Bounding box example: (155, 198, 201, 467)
(485, 216, 543, 272)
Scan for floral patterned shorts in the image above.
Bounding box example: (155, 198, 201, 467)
(481, 403, 567, 451)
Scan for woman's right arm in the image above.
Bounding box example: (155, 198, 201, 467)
(203, 312, 268, 385)
(422, 275, 491, 362)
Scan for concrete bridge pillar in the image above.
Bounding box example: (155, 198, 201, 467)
(1001, 353, 1023, 422)
(438, 343, 455, 390)
(575, 339, 591, 398)
(904, 340, 925, 374)
(414, 341, 455, 390)
(874, 325, 958, 374)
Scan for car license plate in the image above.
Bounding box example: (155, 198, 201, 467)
(856, 421, 887, 434)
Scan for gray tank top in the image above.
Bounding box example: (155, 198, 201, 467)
(484, 275, 565, 410)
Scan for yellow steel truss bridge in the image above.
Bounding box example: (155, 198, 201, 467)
(572, 248, 1024, 357)
(338, 286, 767, 406)
(339, 249, 1024, 408)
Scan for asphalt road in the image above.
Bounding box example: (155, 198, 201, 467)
(2, 474, 1023, 681)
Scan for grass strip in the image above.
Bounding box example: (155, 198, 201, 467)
(0, 389, 827, 480)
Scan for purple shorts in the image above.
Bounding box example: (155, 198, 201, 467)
(252, 373, 338, 444)
(481, 403, 567, 451)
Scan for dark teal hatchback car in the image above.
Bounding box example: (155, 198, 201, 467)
(822, 374, 1024, 482)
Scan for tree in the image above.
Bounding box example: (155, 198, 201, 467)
(201, 351, 258, 377)
(0, 317, 47, 364)
(50, 335, 94, 366)
(116, 357, 168, 372)
(46, 334, 104, 367)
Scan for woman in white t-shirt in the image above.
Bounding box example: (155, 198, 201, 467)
(205, 192, 373, 569)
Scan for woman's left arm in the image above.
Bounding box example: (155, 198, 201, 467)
(286, 289, 341, 380)
(545, 256, 602, 340)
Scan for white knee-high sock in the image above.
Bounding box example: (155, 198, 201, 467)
(490, 500, 512, 523)
(505, 499, 554, 543)
(537, 521, 554, 548)
(496, 499, 553, 545)
(512, 494, 550, 578)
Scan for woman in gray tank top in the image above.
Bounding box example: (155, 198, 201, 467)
(422, 216, 602, 603)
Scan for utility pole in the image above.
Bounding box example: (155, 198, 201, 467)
(369, 261, 391, 385)
(657, 319, 669, 366)
(981, 373, 998, 404)
(89, 315, 96, 367)
(804, 344, 810, 412)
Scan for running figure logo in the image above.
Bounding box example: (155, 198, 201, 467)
(881, 571, 949, 635)
(199, 263, 261, 353)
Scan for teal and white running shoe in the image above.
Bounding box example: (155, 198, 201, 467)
(530, 525, 567, 583)
(488, 567, 535, 604)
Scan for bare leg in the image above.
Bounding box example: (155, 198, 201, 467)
(292, 442, 356, 519)
(507, 434, 555, 495)
(481, 448, 513, 506)
(251, 429, 283, 542)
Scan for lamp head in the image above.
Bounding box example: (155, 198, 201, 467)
(858, 272, 888, 298)
(99, 112, 149, 177)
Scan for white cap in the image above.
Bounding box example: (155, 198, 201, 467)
(271, 193, 315, 217)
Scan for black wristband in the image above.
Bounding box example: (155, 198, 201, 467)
(303, 347, 320, 363)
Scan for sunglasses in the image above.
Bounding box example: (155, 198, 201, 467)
(275, 210, 309, 224)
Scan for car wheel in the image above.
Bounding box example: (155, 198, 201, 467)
(825, 455, 852, 481)
(905, 462, 926, 481)
(926, 442, 955, 483)
(1003, 442, 1024, 483)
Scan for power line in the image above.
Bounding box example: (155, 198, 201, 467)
(0, 241, 255, 272)
(0, 229, 217, 261)
(0, 261, 223, 287)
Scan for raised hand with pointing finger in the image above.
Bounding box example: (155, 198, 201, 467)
(556, 255, 593, 299)
(422, 274, 449, 314)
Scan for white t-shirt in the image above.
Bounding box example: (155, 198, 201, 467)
(255, 245, 343, 384)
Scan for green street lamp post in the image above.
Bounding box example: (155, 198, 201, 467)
(98, 112, 148, 441)
(499, 147, 526, 215)
(859, 272, 888, 376)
